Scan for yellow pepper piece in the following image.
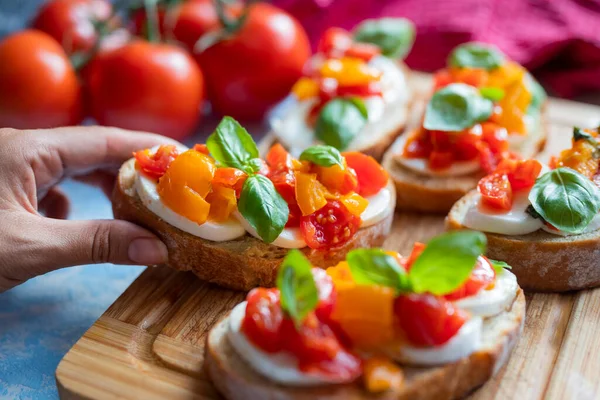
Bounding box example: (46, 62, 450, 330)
(487, 61, 524, 89)
(327, 261, 354, 289)
(206, 186, 237, 222)
(363, 356, 404, 393)
(557, 140, 599, 178)
(497, 77, 531, 135)
(291, 77, 319, 100)
(295, 172, 328, 216)
(339, 192, 368, 216)
(157, 150, 215, 225)
(320, 57, 382, 86)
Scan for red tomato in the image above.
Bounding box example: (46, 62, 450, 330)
(433, 70, 453, 90)
(0, 30, 83, 129)
(395, 293, 468, 346)
(197, 3, 310, 120)
(478, 173, 513, 210)
(444, 256, 496, 301)
(312, 268, 335, 323)
(481, 122, 509, 154)
(497, 159, 541, 191)
(336, 82, 383, 97)
(403, 131, 432, 159)
(32, 0, 112, 53)
(266, 144, 293, 170)
(87, 40, 204, 140)
(212, 167, 247, 195)
(242, 288, 284, 353)
(317, 27, 379, 61)
(286, 203, 302, 228)
(344, 42, 381, 61)
(429, 151, 454, 170)
(300, 200, 361, 250)
(453, 125, 483, 161)
(401, 242, 426, 271)
(270, 169, 296, 205)
(193, 143, 210, 155)
(342, 152, 388, 196)
(134, 145, 179, 180)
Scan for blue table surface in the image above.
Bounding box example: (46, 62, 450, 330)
(0, 181, 144, 400)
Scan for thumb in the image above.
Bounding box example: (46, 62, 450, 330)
(40, 218, 169, 269)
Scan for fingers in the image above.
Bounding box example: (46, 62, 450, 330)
(38, 187, 70, 219)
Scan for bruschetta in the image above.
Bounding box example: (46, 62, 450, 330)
(265, 18, 415, 161)
(112, 117, 395, 290)
(205, 231, 525, 400)
(447, 127, 600, 291)
(382, 42, 547, 213)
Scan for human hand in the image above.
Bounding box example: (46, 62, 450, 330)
(0, 126, 175, 292)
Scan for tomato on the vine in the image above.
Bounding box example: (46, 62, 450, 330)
(0, 30, 83, 129)
(242, 288, 284, 353)
(300, 200, 361, 250)
(134, 145, 179, 179)
(86, 40, 204, 140)
(343, 152, 388, 196)
(197, 2, 310, 120)
(32, 0, 112, 53)
(394, 293, 468, 346)
(478, 173, 513, 210)
(444, 257, 496, 301)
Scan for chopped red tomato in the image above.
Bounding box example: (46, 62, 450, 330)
(394, 293, 468, 346)
(212, 167, 247, 196)
(242, 288, 284, 353)
(343, 152, 388, 196)
(193, 143, 210, 155)
(336, 81, 383, 97)
(312, 268, 336, 323)
(429, 151, 454, 170)
(481, 123, 509, 154)
(401, 242, 426, 271)
(403, 131, 432, 159)
(453, 126, 483, 161)
(266, 144, 293, 171)
(286, 203, 302, 228)
(300, 200, 361, 250)
(496, 159, 541, 191)
(433, 70, 453, 90)
(270, 169, 297, 204)
(317, 27, 353, 57)
(344, 42, 381, 61)
(134, 145, 179, 180)
(477, 142, 497, 174)
(444, 256, 496, 301)
(478, 173, 513, 210)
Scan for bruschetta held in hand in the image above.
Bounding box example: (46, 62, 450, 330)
(383, 42, 547, 213)
(112, 117, 395, 290)
(447, 127, 600, 292)
(205, 231, 525, 400)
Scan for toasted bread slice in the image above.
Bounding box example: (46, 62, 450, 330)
(381, 104, 548, 214)
(112, 159, 393, 291)
(205, 290, 525, 400)
(447, 190, 600, 292)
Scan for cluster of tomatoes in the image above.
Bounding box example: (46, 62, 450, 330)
(0, 0, 311, 139)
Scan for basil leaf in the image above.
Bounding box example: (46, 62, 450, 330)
(238, 174, 289, 243)
(528, 168, 600, 234)
(315, 98, 368, 150)
(573, 127, 596, 144)
(243, 158, 264, 174)
(479, 87, 505, 102)
(524, 72, 546, 113)
(206, 116, 259, 169)
(299, 145, 343, 167)
(346, 248, 411, 292)
(424, 83, 493, 132)
(526, 204, 543, 220)
(276, 249, 318, 326)
(353, 17, 415, 59)
(489, 259, 511, 275)
(409, 231, 487, 295)
(448, 42, 505, 70)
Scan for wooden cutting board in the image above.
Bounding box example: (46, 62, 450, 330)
(56, 78, 600, 400)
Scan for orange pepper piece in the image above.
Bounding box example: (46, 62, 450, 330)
(295, 172, 328, 216)
(320, 57, 382, 86)
(363, 356, 404, 393)
(339, 192, 368, 216)
(316, 163, 358, 195)
(206, 186, 237, 222)
(157, 150, 215, 225)
(449, 67, 489, 87)
(291, 77, 319, 100)
(327, 261, 354, 289)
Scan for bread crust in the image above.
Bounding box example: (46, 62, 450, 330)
(112, 159, 393, 291)
(447, 190, 600, 292)
(205, 290, 525, 400)
(382, 104, 548, 214)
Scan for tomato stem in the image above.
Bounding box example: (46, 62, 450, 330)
(143, 0, 161, 42)
(214, 0, 251, 34)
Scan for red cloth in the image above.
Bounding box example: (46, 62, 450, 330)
(272, 0, 600, 97)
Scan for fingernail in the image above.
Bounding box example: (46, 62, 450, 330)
(128, 238, 168, 265)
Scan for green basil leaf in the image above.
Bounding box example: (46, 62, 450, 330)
(243, 158, 264, 174)
(479, 87, 505, 102)
(299, 145, 343, 167)
(206, 116, 259, 169)
(315, 98, 368, 150)
(238, 174, 289, 243)
(346, 248, 411, 292)
(528, 168, 600, 234)
(526, 204, 543, 220)
(448, 42, 505, 70)
(277, 249, 318, 326)
(573, 127, 596, 144)
(489, 259, 512, 275)
(353, 17, 415, 59)
(424, 83, 493, 132)
(409, 231, 487, 295)
(524, 72, 546, 114)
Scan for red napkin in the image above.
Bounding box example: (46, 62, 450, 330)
(273, 0, 600, 97)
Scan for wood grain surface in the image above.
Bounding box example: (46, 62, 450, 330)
(56, 75, 600, 400)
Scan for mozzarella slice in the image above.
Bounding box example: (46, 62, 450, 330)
(361, 181, 396, 228)
(135, 173, 246, 242)
(462, 191, 544, 235)
(233, 211, 307, 249)
(383, 317, 483, 367)
(227, 302, 352, 386)
(453, 270, 518, 317)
